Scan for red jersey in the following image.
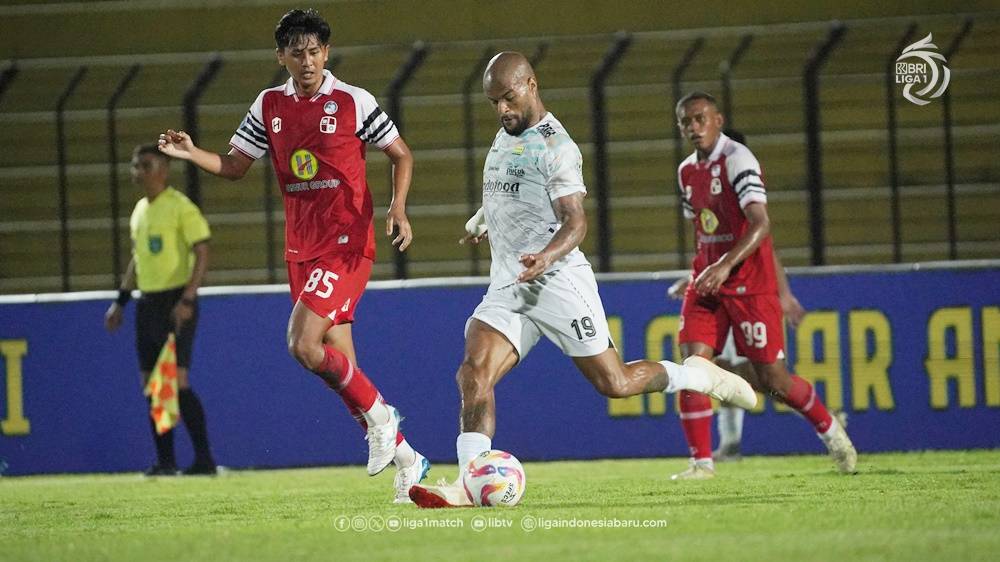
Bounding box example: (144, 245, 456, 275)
(677, 133, 776, 296)
(229, 70, 399, 262)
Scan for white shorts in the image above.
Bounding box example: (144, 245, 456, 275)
(716, 330, 749, 366)
(466, 264, 613, 361)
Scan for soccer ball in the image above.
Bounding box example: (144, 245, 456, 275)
(462, 449, 526, 507)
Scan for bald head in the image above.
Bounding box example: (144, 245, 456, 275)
(483, 51, 544, 136)
(483, 51, 535, 91)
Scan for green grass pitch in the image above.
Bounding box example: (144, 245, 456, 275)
(2, 450, 999, 562)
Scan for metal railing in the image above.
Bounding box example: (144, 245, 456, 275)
(181, 56, 224, 207)
(384, 42, 429, 280)
(55, 66, 88, 292)
(106, 64, 141, 287)
(590, 32, 632, 273)
(12, 13, 998, 292)
(802, 22, 846, 266)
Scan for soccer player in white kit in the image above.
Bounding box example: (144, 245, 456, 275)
(409, 52, 757, 508)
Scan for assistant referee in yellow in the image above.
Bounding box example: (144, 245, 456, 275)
(104, 143, 217, 476)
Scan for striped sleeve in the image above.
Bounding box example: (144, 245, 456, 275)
(677, 162, 694, 219)
(725, 146, 766, 210)
(353, 88, 400, 150)
(229, 90, 269, 160)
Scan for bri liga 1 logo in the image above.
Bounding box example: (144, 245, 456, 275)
(895, 33, 951, 106)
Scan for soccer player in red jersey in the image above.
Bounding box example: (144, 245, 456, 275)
(157, 8, 429, 502)
(672, 91, 857, 479)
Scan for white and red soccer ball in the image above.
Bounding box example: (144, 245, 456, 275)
(462, 449, 526, 507)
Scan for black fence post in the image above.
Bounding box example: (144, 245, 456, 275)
(720, 34, 753, 128)
(462, 46, 495, 276)
(182, 55, 224, 207)
(0, 62, 19, 107)
(529, 42, 549, 68)
(384, 42, 428, 280)
(590, 32, 632, 273)
(671, 37, 705, 269)
(56, 66, 88, 292)
(106, 64, 141, 287)
(261, 66, 289, 284)
(803, 23, 846, 266)
(941, 19, 973, 260)
(886, 23, 917, 263)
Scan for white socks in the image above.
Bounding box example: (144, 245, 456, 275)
(361, 395, 392, 426)
(394, 438, 416, 469)
(457, 432, 491, 477)
(718, 405, 745, 447)
(660, 360, 711, 394)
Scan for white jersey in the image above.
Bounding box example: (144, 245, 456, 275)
(482, 112, 590, 289)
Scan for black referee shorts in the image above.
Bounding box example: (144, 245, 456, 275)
(135, 286, 199, 372)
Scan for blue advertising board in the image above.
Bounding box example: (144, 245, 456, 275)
(1, 263, 998, 475)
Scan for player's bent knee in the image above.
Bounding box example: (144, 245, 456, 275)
(287, 337, 323, 372)
(456, 362, 493, 402)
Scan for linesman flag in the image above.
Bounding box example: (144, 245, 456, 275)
(144, 333, 179, 435)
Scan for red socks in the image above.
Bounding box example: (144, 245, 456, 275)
(783, 374, 833, 434)
(678, 390, 714, 460)
(319, 345, 405, 445)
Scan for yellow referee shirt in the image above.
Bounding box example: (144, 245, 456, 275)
(129, 187, 211, 293)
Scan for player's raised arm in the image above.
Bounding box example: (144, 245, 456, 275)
(382, 138, 414, 251)
(158, 129, 254, 181)
(518, 192, 587, 283)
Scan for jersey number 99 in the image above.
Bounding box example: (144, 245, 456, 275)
(739, 321, 767, 349)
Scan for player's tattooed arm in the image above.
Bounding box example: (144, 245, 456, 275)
(694, 202, 771, 295)
(518, 192, 587, 283)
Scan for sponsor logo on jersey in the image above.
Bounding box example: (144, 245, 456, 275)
(290, 149, 319, 180)
(506, 166, 525, 178)
(148, 235, 163, 254)
(341, 297, 352, 312)
(324, 101, 339, 114)
(895, 33, 950, 106)
(536, 122, 556, 138)
(700, 208, 720, 234)
(483, 178, 520, 195)
(285, 178, 340, 193)
(272, 117, 282, 133)
(512, 145, 525, 155)
(320, 115, 337, 134)
(711, 164, 721, 177)
(710, 177, 723, 195)
(338, 235, 349, 244)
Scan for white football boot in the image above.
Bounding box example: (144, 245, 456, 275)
(820, 415, 858, 474)
(409, 477, 474, 508)
(683, 355, 758, 410)
(365, 407, 401, 476)
(670, 459, 716, 481)
(393, 453, 431, 504)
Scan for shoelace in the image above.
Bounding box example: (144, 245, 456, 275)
(366, 424, 393, 455)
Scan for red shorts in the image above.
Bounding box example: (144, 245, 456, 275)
(678, 287, 785, 364)
(287, 253, 372, 324)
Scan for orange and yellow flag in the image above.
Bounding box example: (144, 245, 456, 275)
(144, 333, 179, 435)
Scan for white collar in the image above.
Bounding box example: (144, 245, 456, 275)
(283, 69, 336, 98)
(703, 132, 730, 163)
